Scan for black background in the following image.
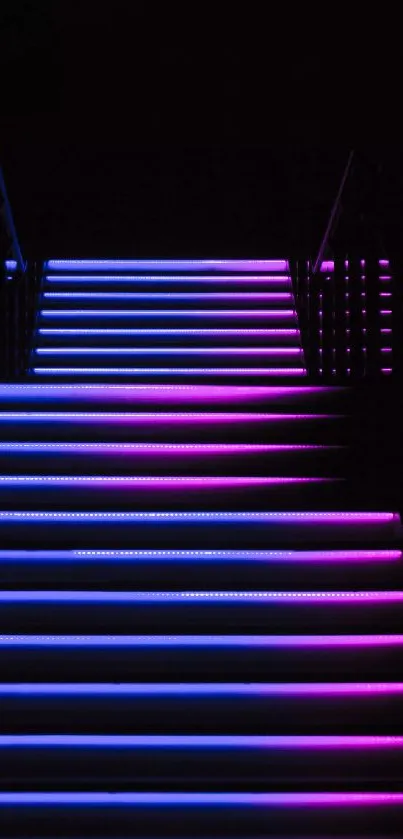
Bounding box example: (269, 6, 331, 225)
(0, 2, 401, 259)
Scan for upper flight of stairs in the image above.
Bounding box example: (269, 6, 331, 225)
(0, 259, 402, 837)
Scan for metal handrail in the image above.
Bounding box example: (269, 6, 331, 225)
(312, 150, 354, 276)
(0, 166, 26, 274)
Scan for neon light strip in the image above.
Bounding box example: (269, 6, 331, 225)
(0, 682, 402, 695)
(380, 293, 392, 298)
(46, 259, 289, 272)
(0, 412, 337, 420)
(0, 384, 345, 395)
(319, 261, 334, 272)
(0, 548, 398, 561)
(1, 591, 401, 603)
(1, 791, 403, 806)
(44, 292, 294, 302)
(0, 443, 337, 452)
(1, 633, 402, 646)
(40, 309, 297, 318)
(33, 368, 307, 376)
(0, 511, 393, 522)
(5, 260, 17, 270)
(379, 259, 390, 267)
(39, 328, 300, 336)
(45, 274, 291, 283)
(36, 347, 303, 355)
(0, 734, 402, 748)
(0, 475, 332, 486)
(380, 310, 392, 315)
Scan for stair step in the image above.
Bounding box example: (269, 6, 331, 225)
(37, 327, 301, 348)
(2, 734, 403, 790)
(1, 634, 403, 681)
(0, 443, 347, 477)
(0, 548, 400, 589)
(0, 511, 397, 550)
(44, 275, 293, 293)
(41, 291, 295, 310)
(39, 309, 298, 329)
(34, 347, 304, 368)
(2, 681, 403, 733)
(1, 590, 402, 633)
(45, 259, 289, 272)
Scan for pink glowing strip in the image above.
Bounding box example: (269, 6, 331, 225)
(379, 259, 390, 267)
(33, 368, 308, 376)
(320, 261, 334, 273)
(0, 443, 338, 454)
(40, 309, 297, 318)
(44, 292, 294, 301)
(0, 411, 338, 421)
(1, 791, 403, 806)
(36, 347, 303, 355)
(45, 274, 292, 283)
(0, 548, 397, 562)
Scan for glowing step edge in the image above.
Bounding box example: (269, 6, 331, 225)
(45, 259, 289, 272)
(0, 475, 334, 486)
(0, 443, 338, 453)
(0, 682, 402, 695)
(0, 511, 394, 522)
(0, 548, 398, 561)
(0, 412, 339, 421)
(33, 368, 307, 376)
(40, 309, 297, 318)
(39, 327, 300, 336)
(2, 791, 403, 806)
(43, 292, 294, 301)
(1, 633, 402, 646)
(2, 591, 402, 603)
(36, 347, 303, 355)
(0, 734, 402, 748)
(45, 274, 291, 283)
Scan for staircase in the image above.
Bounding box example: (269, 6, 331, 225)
(0, 259, 402, 837)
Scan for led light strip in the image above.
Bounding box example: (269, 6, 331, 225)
(40, 309, 297, 318)
(0, 411, 337, 420)
(1, 591, 401, 602)
(0, 443, 335, 453)
(0, 511, 394, 522)
(1, 633, 402, 646)
(44, 292, 294, 301)
(45, 274, 292, 283)
(0, 548, 398, 561)
(0, 475, 333, 486)
(32, 367, 308, 377)
(39, 328, 300, 336)
(36, 347, 303, 354)
(45, 259, 289, 271)
(2, 791, 403, 805)
(0, 734, 401, 748)
(0, 682, 402, 694)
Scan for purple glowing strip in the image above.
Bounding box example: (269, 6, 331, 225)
(44, 292, 294, 301)
(36, 347, 303, 355)
(1, 791, 403, 806)
(0, 475, 332, 487)
(39, 328, 300, 336)
(1, 734, 402, 748)
(45, 274, 291, 283)
(0, 511, 393, 523)
(33, 368, 307, 376)
(1, 633, 403, 647)
(40, 309, 297, 318)
(2, 591, 401, 603)
(45, 259, 289, 272)
(379, 259, 390, 267)
(380, 310, 392, 315)
(0, 384, 347, 399)
(0, 548, 398, 561)
(1, 682, 402, 695)
(0, 411, 337, 421)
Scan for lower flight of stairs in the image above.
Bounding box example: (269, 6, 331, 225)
(0, 382, 401, 838)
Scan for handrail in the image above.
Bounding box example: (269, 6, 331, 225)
(0, 166, 25, 274)
(312, 150, 354, 276)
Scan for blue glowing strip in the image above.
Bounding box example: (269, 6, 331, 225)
(36, 347, 302, 355)
(40, 309, 297, 318)
(0, 734, 402, 748)
(0, 548, 397, 561)
(0, 442, 335, 452)
(39, 328, 300, 336)
(44, 292, 294, 301)
(1, 591, 401, 603)
(5, 260, 17, 270)
(1, 633, 402, 647)
(0, 511, 393, 522)
(33, 367, 307, 376)
(45, 259, 289, 272)
(45, 274, 292, 283)
(0, 791, 403, 806)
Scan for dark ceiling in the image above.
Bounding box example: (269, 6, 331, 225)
(1, 2, 401, 259)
